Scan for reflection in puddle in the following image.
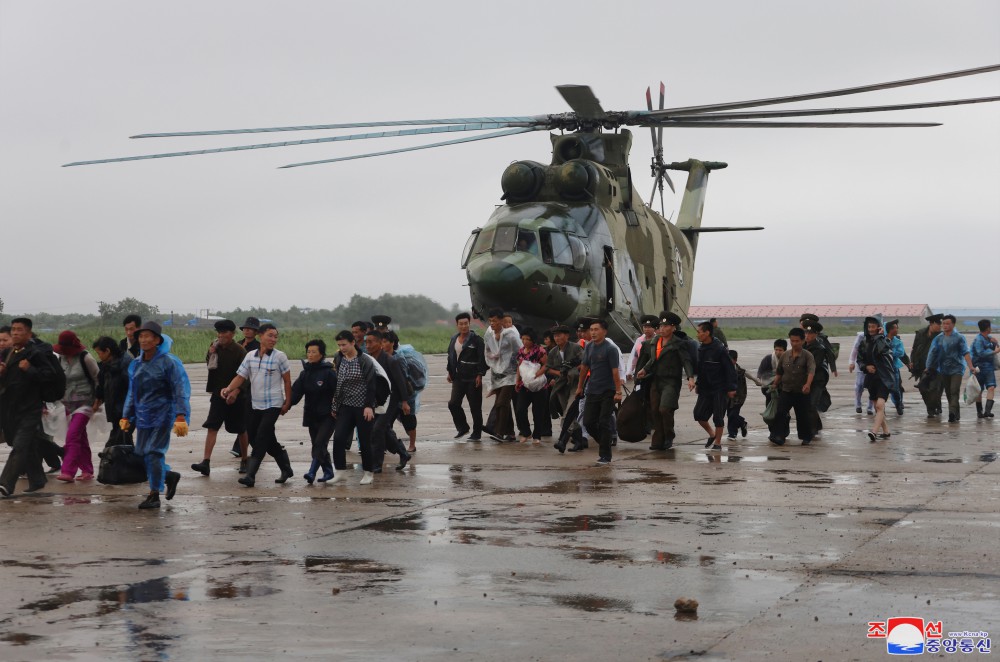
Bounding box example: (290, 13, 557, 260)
(552, 593, 633, 613)
(0, 632, 42, 646)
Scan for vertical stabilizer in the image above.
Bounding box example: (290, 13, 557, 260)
(667, 159, 727, 256)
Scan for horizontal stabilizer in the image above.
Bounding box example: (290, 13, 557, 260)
(682, 226, 764, 232)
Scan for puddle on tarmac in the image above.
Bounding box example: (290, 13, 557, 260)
(693, 455, 791, 463)
(0, 632, 42, 646)
(540, 513, 623, 534)
(551, 593, 634, 613)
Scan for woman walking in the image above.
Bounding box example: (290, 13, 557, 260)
(290, 339, 336, 484)
(514, 328, 549, 444)
(330, 331, 379, 485)
(92, 336, 133, 448)
(53, 331, 101, 482)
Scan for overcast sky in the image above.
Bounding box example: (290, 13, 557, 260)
(2, 0, 998, 317)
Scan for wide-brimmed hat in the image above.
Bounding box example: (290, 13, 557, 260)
(240, 316, 260, 331)
(52, 330, 86, 357)
(136, 321, 164, 344)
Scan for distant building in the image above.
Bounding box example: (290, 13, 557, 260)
(687, 304, 933, 330)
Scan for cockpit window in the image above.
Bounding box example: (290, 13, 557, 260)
(516, 230, 539, 256)
(493, 226, 517, 252)
(472, 227, 495, 256)
(540, 230, 574, 267)
(568, 235, 587, 270)
(461, 231, 479, 267)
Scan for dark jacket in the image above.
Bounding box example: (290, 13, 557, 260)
(910, 325, 940, 378)
(95, 353, 133, 423)
(695, 338, 737, 393)
(290, 360, 337, 427)
(447, 330, 487, 381)
(206, 341, 247, 393)
(858, 329, 897, 391)
(805, 338, 837, 387)
(373, 351, 408, 412)
(119, 337, 140, 358)
(0, 339, 59, 437)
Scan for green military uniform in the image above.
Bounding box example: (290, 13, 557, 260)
(637, 320, 694, 450)
(804, 324, 837, 433)
(910, 323, 943, 416)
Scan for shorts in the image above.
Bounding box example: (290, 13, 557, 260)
(865, 374, 891, 402)
(202, 392, 247, 434)
(693, 391, 727, 427)
(975, 367, 996, 390)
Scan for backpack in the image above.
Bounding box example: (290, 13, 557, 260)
(396, 344, 428, 393)
(37, 349, 67, 402)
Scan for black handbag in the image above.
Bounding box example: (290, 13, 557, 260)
(97, 445, 147, 485)
(616, 388, 648, 442)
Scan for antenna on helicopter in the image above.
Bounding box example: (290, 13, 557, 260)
(646, 82, 675, 216)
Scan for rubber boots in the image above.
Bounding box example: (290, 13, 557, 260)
(303, 458, 320, 484)
(238, 456, 262, 487)
(275, 448, 294, 484)
(976, 402, 984, 418)
(317, 459, 335, 482)
(986, 400, 995, 418)
(191, 458, 210, 476)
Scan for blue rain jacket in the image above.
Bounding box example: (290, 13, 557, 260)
(123, 334, 191, 429)
(890, 336, 907, 370)
(926, 332, 970, 377)
(970, 334, 998, 369)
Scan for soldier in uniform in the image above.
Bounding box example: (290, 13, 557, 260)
(635, 312, 695, 450)
(909, 313, 943, 417)
(803, 322, 836, 434)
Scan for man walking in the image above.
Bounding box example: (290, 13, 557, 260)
(192, 320, 247, 476)
(230, 316, 261, 458)
(547, 325, 584, 453)
(885, 320, 910, 415)
(446, 312, 487, 441)
(635, 312, 694, 450)
(970, 319, 999, 419)
(925, 314, 976, 423)
(857, 317, 896, 441)
(120, 314, 141, 358)
(0, 318, 60, 497)
(693, 321, 737, 451)
(910, 313, 943, 417)
(365, 328, 412, 471)
(803, 321, 836, 432)
(484, 308, 522, 442)
(577, 319, 622, 465)
(769, 328, 816, 446)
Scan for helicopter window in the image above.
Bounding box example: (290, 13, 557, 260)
(539, 230, 573, 267)
(472, 227, 495, 255)
(516, 230, 539, 256)
(493, 226, 517, 252)
(461, 231, 479, 267)
(568, 235, 587, 270)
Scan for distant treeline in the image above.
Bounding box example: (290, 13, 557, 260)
(1, 294, 463, 331)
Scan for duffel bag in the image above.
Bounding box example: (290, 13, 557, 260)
(616, 389, 648, 442)
(97, 445, 147, 485)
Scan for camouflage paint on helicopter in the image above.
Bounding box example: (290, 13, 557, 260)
(463, 129, 721, 351)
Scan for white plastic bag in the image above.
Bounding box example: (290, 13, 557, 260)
(519, 361, 547, 392)
(964, 375, 982, 405)
(41, 402, 67, 439)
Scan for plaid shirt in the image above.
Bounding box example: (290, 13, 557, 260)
(237, 348, 290, 410)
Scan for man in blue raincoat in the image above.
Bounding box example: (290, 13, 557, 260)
(121, 321, 190, 509)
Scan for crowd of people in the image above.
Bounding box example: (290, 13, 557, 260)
(0, 308, 996, 506)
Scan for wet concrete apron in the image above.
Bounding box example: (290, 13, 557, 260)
(1, 339, 997, 660)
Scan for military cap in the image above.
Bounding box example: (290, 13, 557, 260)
(925, 313, 944, 323)
(659, 311, 682, 327)
(576, 317, 595, 331)
(639, 314, 658, 328)
(552, 325, 572, 335)
(803, 322, 823, 334)
(371, 314, 392, 330)
(240, 316, 260, 331)
(214, 319, 237, 333)
(799, 313, 820, 324)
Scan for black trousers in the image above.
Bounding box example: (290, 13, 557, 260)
(332, 405, 374, 471)
(770, 391, 815, 441)
(248, 407, 284, 462)
(726, 403, 745, 437)
(448, 379, 482, 434)
(371, 409, 406, 469)
(514, 387, 550, 438)
(583, 389, 616, 459)
(307, 417, 335, 464)
(0, 416, 47, 494)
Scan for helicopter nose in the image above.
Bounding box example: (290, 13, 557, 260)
(473, 260, 527, 299)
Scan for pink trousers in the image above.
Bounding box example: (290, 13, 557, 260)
(61, 411, 94, 477)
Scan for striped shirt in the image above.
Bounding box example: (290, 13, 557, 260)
(237, 348, 290, 410)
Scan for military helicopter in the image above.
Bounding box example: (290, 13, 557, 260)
(65, 64, 1000, 350)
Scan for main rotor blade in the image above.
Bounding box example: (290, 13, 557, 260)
(556, 85, 606, 119)
(279, 126, 540, 169)
(664, 170, 675, 194)
(648, 64, 1000, 116)
(645, 86, 658, 152)
(644, 120, 942, 128)
(131, 116, 546, 139)
(63, 123, 524, 167)
(656, 81, 665, 159)
(640, 96, 1000, 122)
